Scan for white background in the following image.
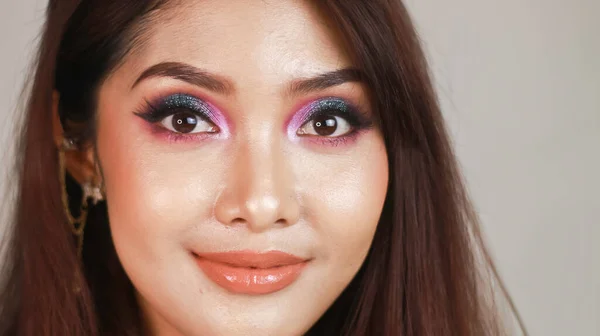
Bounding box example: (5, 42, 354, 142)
(1, 1, 598, 335)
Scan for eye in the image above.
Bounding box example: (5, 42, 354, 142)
(160, 109, 218, 134)
(297, 115, 352, 137)
(294, 98, 371, 138)
(134, 94, 221, 135)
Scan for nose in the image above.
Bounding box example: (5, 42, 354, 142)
(214, 134, 300, 232)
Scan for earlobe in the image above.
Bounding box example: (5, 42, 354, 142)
(52, 89, 101, 187)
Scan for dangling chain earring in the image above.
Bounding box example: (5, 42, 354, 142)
(58, 138, 105, 258)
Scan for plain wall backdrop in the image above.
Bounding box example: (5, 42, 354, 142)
(1, 1, 598, 335)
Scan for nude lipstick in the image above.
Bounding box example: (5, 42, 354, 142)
(194, 250, 308, 295)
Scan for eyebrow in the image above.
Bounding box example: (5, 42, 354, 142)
(287, 68, 364, 95)
(132, 62, 234, 94)
(131, 62, 364, 95)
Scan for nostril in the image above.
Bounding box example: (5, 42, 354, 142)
(274, 218, 288, 226)
(230, 217, 246, 225)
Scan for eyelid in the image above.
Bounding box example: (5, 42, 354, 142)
(134, 93, 216, 123)
(297, 97, 372, 128)
(286, 96, 374, 144)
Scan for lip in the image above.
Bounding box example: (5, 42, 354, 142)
(193, 250, 309, 295)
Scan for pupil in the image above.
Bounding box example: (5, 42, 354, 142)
(313, 115, 337, 136)
(172, 111, 198, 133)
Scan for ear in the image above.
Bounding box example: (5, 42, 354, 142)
(52, 90, 101, 186)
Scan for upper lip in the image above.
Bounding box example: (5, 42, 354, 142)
(193, 250, 307, 269)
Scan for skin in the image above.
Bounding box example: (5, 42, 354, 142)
(61, 1, 389, 335)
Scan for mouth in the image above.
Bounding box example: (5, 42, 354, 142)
(192, 250, 309, 295)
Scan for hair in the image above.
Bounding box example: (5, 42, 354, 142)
(0, 0, 527, 335)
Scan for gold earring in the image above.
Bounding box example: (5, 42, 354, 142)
(58, 138, 104, 258)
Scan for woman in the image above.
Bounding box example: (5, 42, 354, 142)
(0, 0, 527, 335)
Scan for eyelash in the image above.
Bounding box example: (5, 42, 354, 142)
(134, 93, 219, 142)
(134, 94, 373, 145)
(295, 97, 374, 142)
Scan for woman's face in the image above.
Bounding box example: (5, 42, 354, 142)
(95, 1, 388, 334)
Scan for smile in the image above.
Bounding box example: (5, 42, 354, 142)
(193, 250, 309, 295)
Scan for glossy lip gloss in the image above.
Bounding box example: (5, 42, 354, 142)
(193, 250, 309, 295)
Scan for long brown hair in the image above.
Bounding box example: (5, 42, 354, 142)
(0, 1, 527, 335)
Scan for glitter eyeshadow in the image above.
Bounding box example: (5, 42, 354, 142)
(163, 94, 222, 126)
(287, 97, 372, 139)
(136, 93, 229, 135)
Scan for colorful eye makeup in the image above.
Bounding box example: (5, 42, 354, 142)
(134, 93, 229, 141)
(288, 97, 374, 144)
(135, 93, 373, 146)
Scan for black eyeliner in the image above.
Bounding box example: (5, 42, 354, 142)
(134, 93, 214, 123)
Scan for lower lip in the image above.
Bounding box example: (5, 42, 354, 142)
(195, 258, 307, 295)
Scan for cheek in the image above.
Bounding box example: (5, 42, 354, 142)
(96, 111, 225, 263)
(297, 135, 388, 269)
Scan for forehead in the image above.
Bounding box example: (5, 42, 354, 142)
(125, 0, 352, 84)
